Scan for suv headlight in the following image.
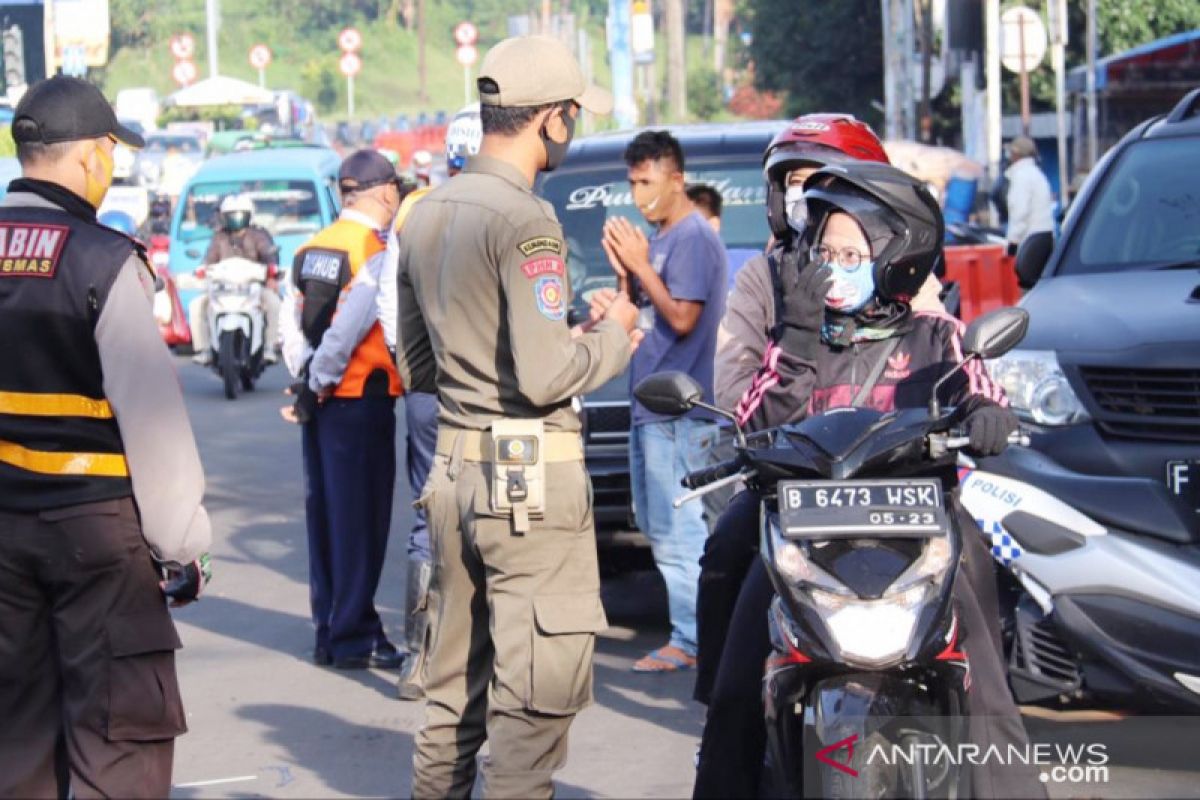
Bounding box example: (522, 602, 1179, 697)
(986, 349, 1091, 426)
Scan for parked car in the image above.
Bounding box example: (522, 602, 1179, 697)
(965, 88, 1200, 708)
(536, 121, 788, 543)
(170, 146, 342, 309)
(134, 133, 205, 192)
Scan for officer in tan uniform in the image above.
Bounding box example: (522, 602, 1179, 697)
(395, 35, 641, 800)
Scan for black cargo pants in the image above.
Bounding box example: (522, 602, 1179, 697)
(0, 497, 186, 798)
(693, 491, 1047, 799)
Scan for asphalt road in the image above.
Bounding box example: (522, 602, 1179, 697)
(168, 357, 1199, 799)
(170, 359, 702, 799)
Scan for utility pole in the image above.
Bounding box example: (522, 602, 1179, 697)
(1049, 0, 1069, 198)
(881, 0, 913, 140)
(1085, 0, 1098, 168)
(417, 0, 427, 104)
(918, 0, 933, 142)
(205, 0, 220, 78)
(985, 0, 1002, 223)
(665, 0, 687, 121)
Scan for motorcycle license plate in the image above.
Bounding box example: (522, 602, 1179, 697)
(1166, 460, 1200, 512)
(778, 479, 944, 539)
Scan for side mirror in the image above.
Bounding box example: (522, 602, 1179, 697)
(1014, 231, 1053, 289)
(634, 371, 703, 417)
(962, 307, 1029, 360)
(185, 248, 201, 259)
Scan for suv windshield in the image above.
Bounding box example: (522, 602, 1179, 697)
(1061, 138, 1200, 275)
(540, 158, 769, 310)
(177, 179, 323, 243)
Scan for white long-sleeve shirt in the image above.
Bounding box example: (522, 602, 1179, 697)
(1005, 158, 1055, 247)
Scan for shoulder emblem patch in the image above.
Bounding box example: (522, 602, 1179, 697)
(521, 256, 565, 279)
(518, 236, 562, 257)
(0, 223, 71, 279)
(534, 275, 566, 321)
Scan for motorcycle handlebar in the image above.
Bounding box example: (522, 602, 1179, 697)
(939, 430, 1030, 450)
(682, 459, 743, 490)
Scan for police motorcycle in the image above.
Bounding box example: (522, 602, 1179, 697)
(636, 307, 1030, 799)
(203, 256, 270, 399)
(958, 448, 1200, 714)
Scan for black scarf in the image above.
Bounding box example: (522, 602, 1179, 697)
(7, 178, 98, 223)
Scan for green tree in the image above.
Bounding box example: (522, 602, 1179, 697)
(746, 0, 884, 127)
(300, 59, 340, 114)
(688, 66, 723, 120)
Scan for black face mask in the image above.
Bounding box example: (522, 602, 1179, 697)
(540, 107, 575, 173)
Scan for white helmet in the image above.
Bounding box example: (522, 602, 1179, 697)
(219, 193, 255, 231)
(445, 103, 482, 172)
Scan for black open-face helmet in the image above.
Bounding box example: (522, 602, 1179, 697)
(802, 162, 944, 303)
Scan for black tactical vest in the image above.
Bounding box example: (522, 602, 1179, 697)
(0, 203, 137, 510)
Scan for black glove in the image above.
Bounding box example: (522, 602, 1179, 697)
(775, 263, 832, 361)
(1006, 242, 1019, 258)
(289, 380, 319, 424)
(965, 405, 1018, 457)
(162, 553, 212, 606)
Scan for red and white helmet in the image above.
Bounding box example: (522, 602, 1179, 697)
(764, 113, 890, 240)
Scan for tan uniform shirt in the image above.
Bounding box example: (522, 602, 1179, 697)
(395, 154, 630, 432)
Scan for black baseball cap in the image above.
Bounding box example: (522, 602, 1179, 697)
(339, 149, 398, 192)
(12, 76, 145, 148)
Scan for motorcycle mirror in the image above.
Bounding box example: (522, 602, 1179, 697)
(634, 371, 703, 416)
(962, 307, 1030, 360)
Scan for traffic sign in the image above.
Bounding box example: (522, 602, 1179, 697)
(339, 52, 362, 77)
(338, 27, 362, 53)
(1001, 6, 1047, 74)
(454, 22, 478, 46)
(172, 59, 197, 86)
(169, 33, 195, 61)
(455, 45, 477, 67)
(249, 44, 272, 70)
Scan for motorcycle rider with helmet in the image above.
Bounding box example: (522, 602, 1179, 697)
(190, 193, 282, 365)
(699, 114, 945, 699)
(444, 102, 482, 176)
(137, 194, 172, 239)
(693, 161, 1044, 799)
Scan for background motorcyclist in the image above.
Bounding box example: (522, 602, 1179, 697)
(137, 195, 172, 239)
(444, 102, 482, 177)
(190, 193, 281, 365)
(693, 163, 1042, 799)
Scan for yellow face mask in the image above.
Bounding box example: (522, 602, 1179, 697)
(83, 140, 115, 208)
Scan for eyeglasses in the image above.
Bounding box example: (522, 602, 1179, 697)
(810, 244, 869, 271)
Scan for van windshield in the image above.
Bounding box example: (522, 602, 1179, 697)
(1060, 138, 1200, 275)
(539, 159, 769, 308)
(176, 179, 322, 243)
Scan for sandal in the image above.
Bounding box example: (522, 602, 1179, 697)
(632, 645, 697, 673)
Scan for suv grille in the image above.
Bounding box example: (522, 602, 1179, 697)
(1079, 366, 1200, 441)
(585, 403, 631, 443)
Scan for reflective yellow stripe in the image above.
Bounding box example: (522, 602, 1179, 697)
(0, 440, 129, 477)
(0, 391, 114, 419)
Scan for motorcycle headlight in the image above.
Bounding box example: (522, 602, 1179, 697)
(811, 584, 927, 666)
(986, 349, 1090, 426)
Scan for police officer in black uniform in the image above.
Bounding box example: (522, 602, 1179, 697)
(0, 76, 213, 798)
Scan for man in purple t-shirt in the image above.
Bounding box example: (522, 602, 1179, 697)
(603, 130, 728, 673)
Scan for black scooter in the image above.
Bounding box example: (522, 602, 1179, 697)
(636, 307, 1030, 799)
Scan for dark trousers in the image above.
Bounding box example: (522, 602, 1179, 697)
(403, 391, 438, 563)
(0, 498, 184, 799)
(302, 394, 397, 660)
(693, 493, 1046, 799)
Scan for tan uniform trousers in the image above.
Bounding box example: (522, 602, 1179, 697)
(411, 440, 607, 800)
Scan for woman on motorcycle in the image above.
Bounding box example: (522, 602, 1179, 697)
(698, 115, 946, 702)
(693, 162, 1043, 799)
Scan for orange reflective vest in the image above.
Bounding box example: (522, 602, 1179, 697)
(296, 218, 402, 399)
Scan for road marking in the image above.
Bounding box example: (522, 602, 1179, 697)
(173, 775, 259, 788)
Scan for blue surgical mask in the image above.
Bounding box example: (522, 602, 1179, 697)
(825, 261, 876, 312)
